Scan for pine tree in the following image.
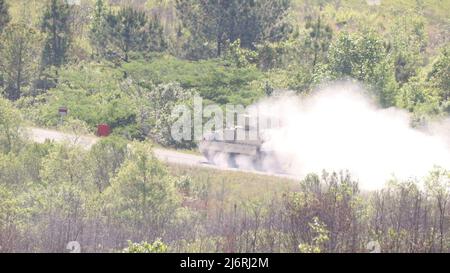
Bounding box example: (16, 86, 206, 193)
(41, 0, 72, 67)
(428, 45, 450, 107)
(99, 7, 167, 62)
(0, 0, 9, 33)
(304, 12, 333, 72)
(105, 7, 148, 62)
(89, 0, 108, 58)
(176, 0, 291, 57)
(145, 15, 168, 53)
(0, 23, 42, 100)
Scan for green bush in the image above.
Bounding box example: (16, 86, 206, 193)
(122, 239, 168, 253)
(122, 55, 264, 105)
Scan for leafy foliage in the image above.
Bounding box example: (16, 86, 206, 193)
(0, 22, 42, 100)
(41, 0, 72, 67)
(122, 55, 263, 105)
(90, 3, 167, 62)
(0, 0, 9, 33)
(299, 217, 330, 253)
(176, 0, 291, 57)
(104, 142, 181, 240)
(427, 45, 450, 113)
(327, 31, 397, 106)
(0, 97, 22, 154)
(123, 239, 168, 253)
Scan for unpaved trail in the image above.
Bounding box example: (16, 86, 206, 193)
(28, 127, 98, 149)
(26, 127, 297, 180)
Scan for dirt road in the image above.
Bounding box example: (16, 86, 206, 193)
(27, 127, 297, 179)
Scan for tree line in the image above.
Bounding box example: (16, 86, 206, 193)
(0, 0, 448, 119)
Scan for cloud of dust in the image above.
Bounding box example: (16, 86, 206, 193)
(253, 82, 450, 190)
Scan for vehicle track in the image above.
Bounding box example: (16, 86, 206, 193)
(27, 127, 298, 180)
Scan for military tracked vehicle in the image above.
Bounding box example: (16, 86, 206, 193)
(199, 115, 284, 171)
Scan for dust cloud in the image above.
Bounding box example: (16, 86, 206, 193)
(253, 82, 449, 190)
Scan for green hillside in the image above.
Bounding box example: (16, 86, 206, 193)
(0, 0, 449, 253)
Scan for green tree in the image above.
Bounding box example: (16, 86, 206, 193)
(0, 23, 43, 100)
(0, 0, 9, 33)
(0, 184, 24, 253)
(89, 0, 108, 58)
(89, 136, 127, 193)
(304, 13, 333, 72)
(389, 16, 427, 85)
(396, 79, 427, 112)
(106, 7, 147, 62)
(298, 217, 330, 253)
(328, 31, 386, 82)
(102, 7, 167, 62)
(125, 81, 192, 147)
(427, 45, 450, 112)
(328, 31, 397, 106)
(122, 239, 168, 253)
(425, 167, 450, 253)
(0, 98, 22, 154)
(286, 171, 362, 252)
(104, 142, 181, 240)
(223, 39, 258, 68)
(23, 144, 94, 252)
(176, 0, 291, 58)
(40, 145, 93, 190)
(41, 0, 72, 67)
(146, 15, 168, 53)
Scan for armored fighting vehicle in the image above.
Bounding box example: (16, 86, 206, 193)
(199, 114, 284, 171)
